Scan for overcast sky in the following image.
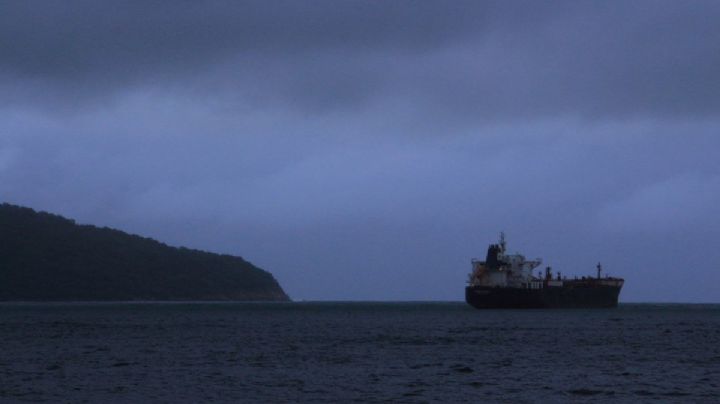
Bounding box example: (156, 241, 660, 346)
(2, 1, 719, 302)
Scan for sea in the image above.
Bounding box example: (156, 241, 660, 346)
(0, 302, 718, 403)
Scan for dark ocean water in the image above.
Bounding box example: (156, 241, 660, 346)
(0, 302, 718, 403)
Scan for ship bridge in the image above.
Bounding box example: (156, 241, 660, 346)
(468, 233, 541, 288)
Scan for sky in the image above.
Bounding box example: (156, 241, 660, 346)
(1, 1, 719, 302)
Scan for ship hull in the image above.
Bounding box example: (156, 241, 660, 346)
(465, 283, 621, 309)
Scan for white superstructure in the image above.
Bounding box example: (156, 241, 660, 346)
(468, 233, 542, 288)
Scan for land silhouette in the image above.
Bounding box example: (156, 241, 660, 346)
(0, 203, 289, 301)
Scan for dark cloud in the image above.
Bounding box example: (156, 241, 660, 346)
(2, 1, 719, 118)
(1, 1, 719, 301)
(0, 1, 487, 80)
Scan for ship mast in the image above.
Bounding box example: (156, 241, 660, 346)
(499, 231, 506, 254)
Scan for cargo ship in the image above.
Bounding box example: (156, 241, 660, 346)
(465, 233, 623, 309)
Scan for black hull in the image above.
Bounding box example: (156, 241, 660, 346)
(465, 285, 621, 309)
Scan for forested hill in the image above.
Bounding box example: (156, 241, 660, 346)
(0, 203, 289, 301)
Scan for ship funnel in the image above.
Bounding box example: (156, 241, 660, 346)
(485, 244, 503, 269)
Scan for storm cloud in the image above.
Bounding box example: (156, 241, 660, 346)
(1, 1, 719, 301)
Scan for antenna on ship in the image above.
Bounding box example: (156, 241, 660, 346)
(499, 232, 506, 253)
(597, 262, 602, 279)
